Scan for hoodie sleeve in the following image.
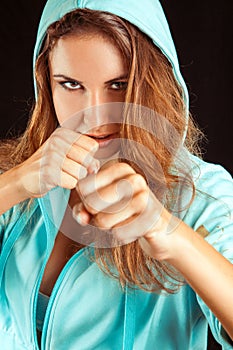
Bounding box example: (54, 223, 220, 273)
(186, 158, 233, 348)
(0, 205, 23, 254)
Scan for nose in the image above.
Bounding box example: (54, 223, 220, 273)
(83, 91, 110, 129)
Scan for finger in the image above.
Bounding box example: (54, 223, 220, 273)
(72, 202, 92, 226)
(55, 128, 99, 153)
(59, 172, 78, 189)
(49, 128, 99, 160)
(62, 158, 88, 180)
(93, 190, 149, 230)
(73, 133, 99, 154)
(111, 193, 164, 242)
(77, 162, 136, 198)
(80, 173, 147, 216)
(65, 146, 100, 175)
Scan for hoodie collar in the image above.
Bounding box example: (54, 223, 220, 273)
(38, 186, 70, 242)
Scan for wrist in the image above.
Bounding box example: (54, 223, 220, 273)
(0, 166, 30, 214)
(163, 220, 197, 265)
(141, 210, 185, 261)
(13, 164, 32, 200)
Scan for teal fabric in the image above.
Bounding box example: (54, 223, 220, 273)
(36, 292, 50, 332)
(1, 155, 233, 349)
(1, 0, 233, 349)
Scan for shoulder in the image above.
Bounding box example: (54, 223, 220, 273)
(174, 152, 233, 218)
(0, 200, 40, 248)
(182, 154, 233, 259)
(189, 154, 233, 199)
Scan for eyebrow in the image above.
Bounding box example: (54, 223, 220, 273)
(53, 74, 81, 82)
(104, 74, 128, 84)
(53, 74, 128, 84)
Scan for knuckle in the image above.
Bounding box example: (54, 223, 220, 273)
(41, 163, 58, 182)
(66, 178, 78, 189)
(77, 167, 87, 180)
(94, 214, 104, 228)
(44, 138, 59, 154)
(50, 129, 61, 142)
(61, 173, 77, 189)
(53, 127, 63, 135)
(82, 200, 97, 216)
(81, 135, 99, 152)
(129, 173, 146, 189)
(50, 128, 80, 149)
(135, 191, 149, 210)
(94, 214, 111, 230)
(116, 162, 135, 174)
(82, 152, 93, 166)
(89, 139, 99, 152)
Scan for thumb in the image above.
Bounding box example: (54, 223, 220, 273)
(72, 201, 92, 226)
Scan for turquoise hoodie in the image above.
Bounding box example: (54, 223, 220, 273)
(1, 1, 233, 349)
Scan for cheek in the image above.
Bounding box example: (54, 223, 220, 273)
(52, 88, 85, 125)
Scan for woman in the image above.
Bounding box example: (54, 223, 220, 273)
(0, 0, 233, 349)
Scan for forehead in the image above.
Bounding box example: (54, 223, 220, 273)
(49, 34, 128, 78)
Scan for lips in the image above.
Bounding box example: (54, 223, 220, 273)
(87, 132, 119, 148)
(88, 134, 112, 140)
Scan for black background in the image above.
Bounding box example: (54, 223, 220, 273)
(0, 1, 232, 348)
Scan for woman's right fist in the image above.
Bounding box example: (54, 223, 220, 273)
(15, 128, 100, 198)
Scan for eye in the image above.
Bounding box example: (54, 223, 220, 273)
(59, 81, 82, 91)
(110, 81, 128, 91)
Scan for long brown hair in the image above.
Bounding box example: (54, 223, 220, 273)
(0, 9, 203, 293)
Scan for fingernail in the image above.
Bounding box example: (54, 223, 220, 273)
(73, 211, 83, 225)
(76, 214, 83, 225)
(92, 143, 99, 153)
(89, 160, 100, 174)
(78, 167, 88, 179)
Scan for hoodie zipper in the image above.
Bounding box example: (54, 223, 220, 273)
(31, 227, 54, 350)
(32, 193, 64, 350)
(41, 249, 86, 350)
(32, 245, 86, 350)
(123, 284, 136, 350)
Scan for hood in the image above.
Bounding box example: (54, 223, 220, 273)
(33, 0, 189, 134)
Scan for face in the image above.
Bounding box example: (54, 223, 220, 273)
(49, 34, 128, 158)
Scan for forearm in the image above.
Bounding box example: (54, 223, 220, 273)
(166, 221, 233, 340)
(0, 167, 29, 215)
